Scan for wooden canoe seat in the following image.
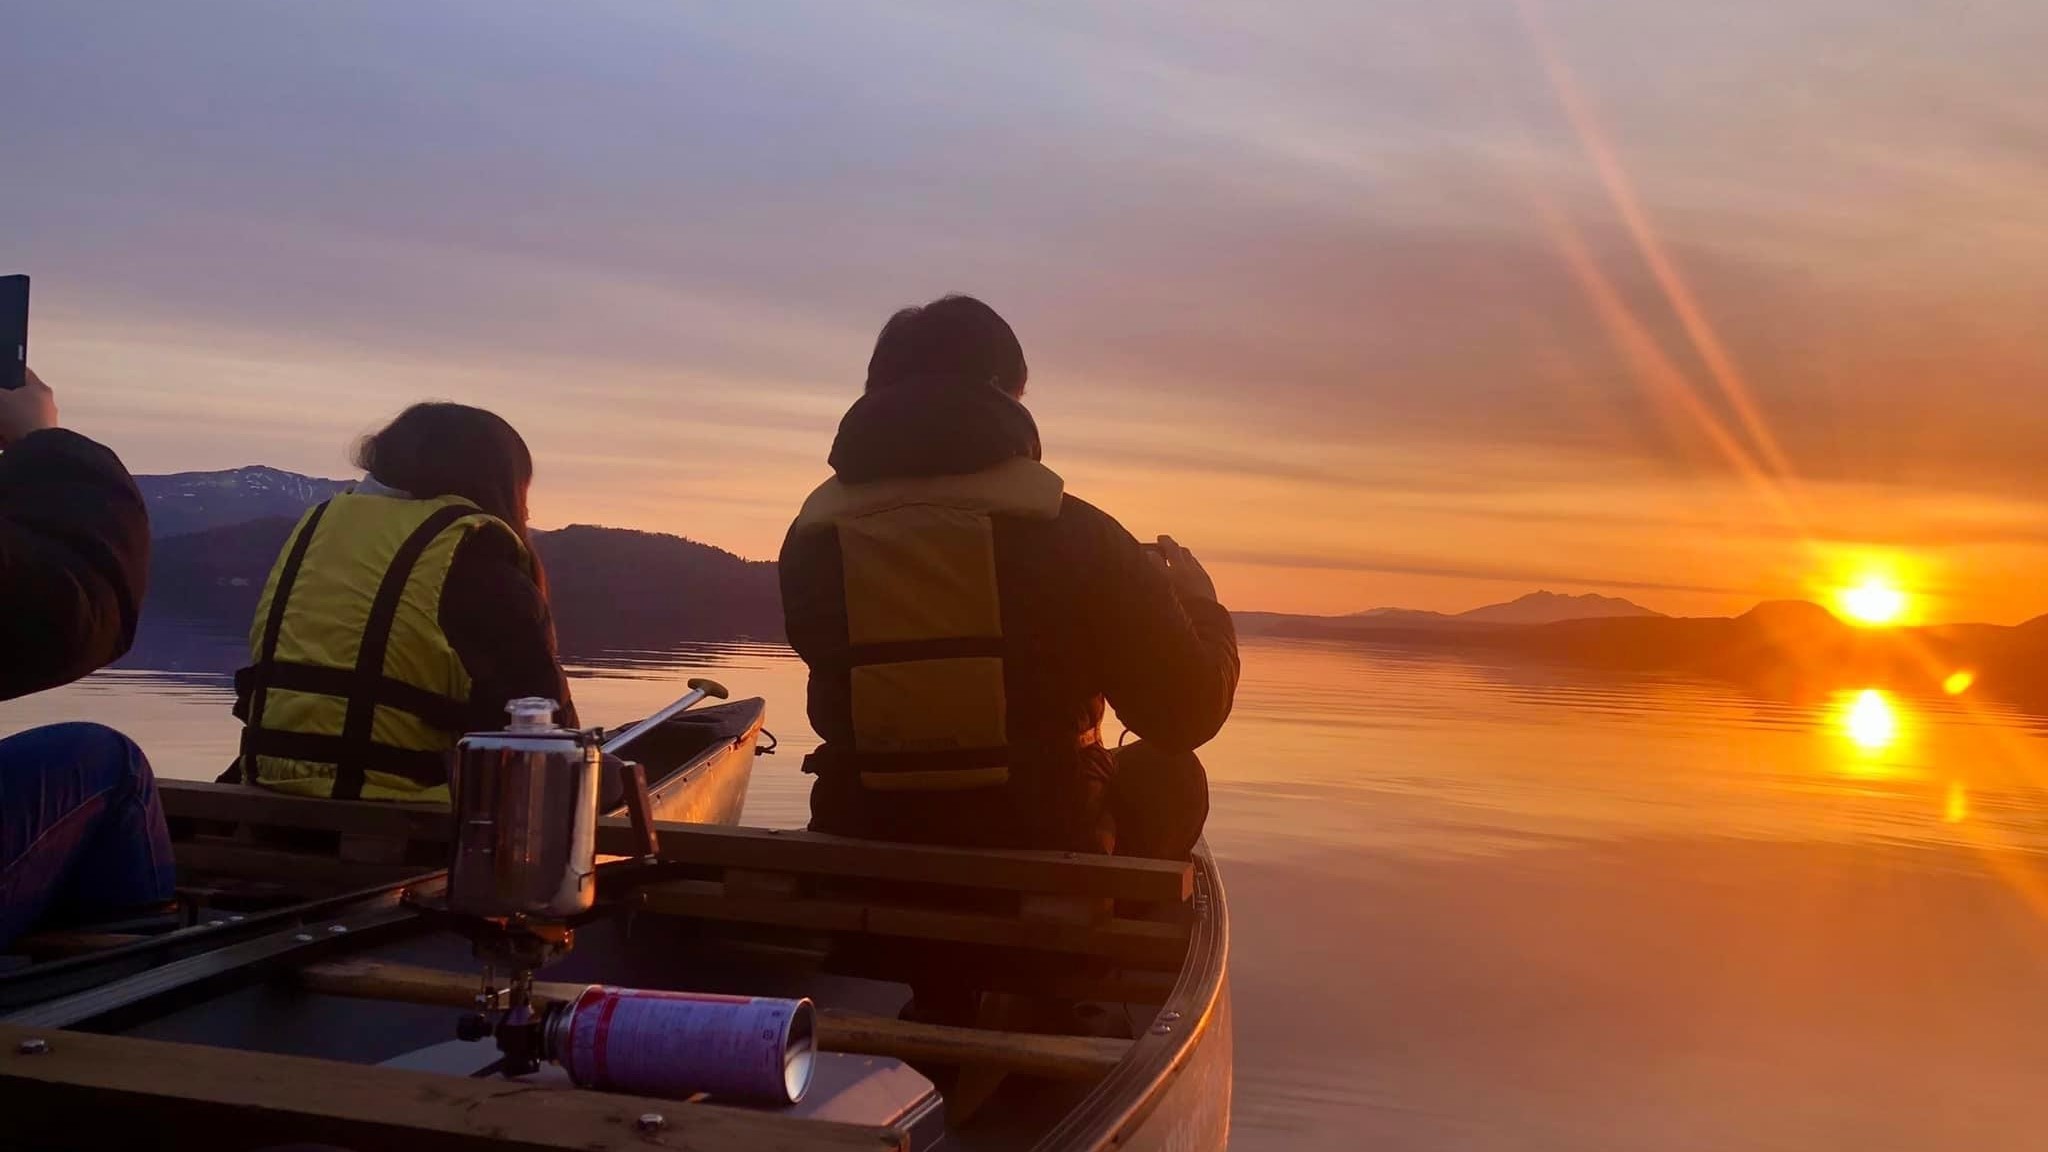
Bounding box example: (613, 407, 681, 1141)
(598, 822, 1193, 904)
(161, 781, 1193, 904)
(159, 780, 1197, 972)
(618, 826, 1195, 975)
(161, 781, 452, 899)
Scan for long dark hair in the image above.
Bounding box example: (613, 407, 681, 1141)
(354, 402, 549, 600)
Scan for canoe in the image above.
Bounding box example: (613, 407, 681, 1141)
(0, 701, 1232, 1151)
(0, 697, 763, 999)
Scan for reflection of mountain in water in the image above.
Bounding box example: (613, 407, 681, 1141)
(111, 616, 247, 679)
(564, 640, 795, 673)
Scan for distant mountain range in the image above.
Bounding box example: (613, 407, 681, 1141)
(1239, 590, 1661, 635)
(136, 468, 784, 649)
(1237, 595, 2048, 712)
(137, 465, 352, 537)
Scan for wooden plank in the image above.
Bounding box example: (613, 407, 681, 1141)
(814, 1008, 1127, 1080)
(636, 882, 1189, 969)
(162, 780, 452, 842)
(296, 958, 1131, 1081)
(173, 840, 435, 890)
(0, 1023, 902, 1152)
(596, 819, 1194, 904)
(162, 782, 1192, 903)
(10, 930, 146, 959)
(821, 948, 1178, 1006)
(338, 834, 411, 865)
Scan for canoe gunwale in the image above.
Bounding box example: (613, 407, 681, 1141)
(0, 700, 764, 1010)
(1027, 840, 1231, 1152)
(628, 697, 763, 816)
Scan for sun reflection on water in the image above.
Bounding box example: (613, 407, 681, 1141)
(1842, 689, 1898, 751)
(1831, 688, 1908, 779)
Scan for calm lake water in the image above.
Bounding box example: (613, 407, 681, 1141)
(10, 621, 2048, 1150)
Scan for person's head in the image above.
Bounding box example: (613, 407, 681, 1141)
(354, 402, 534, 537)
(865, 295, 1028, 397)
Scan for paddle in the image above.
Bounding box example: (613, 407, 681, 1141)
(601, 678, 731, 858)
(599, 677, 730, 756)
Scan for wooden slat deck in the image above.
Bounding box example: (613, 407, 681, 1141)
(602, 823, 1193, 904)
(636, 879, 1190, 969)
(158, 780, 1194, 979)
(0, 1022, 904, 1152)
(163, 780, 452, 841)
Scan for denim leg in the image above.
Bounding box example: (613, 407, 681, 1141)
(0, 723, 177, 948)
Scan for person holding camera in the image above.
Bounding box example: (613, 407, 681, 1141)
(780, 296, 1239, 860)
(0, 368, 174, 948)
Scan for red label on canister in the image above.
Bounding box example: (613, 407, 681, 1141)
(559, 985, 815, 1104)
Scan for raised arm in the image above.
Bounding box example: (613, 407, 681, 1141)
(1076, 501, 1239, 753)
(0, 370, 150, 700)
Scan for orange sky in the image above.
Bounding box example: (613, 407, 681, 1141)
(9, 2, 2048, 623)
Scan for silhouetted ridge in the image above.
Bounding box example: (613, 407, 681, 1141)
(136, 466, 350, 537)
(144, 517, 785, 651)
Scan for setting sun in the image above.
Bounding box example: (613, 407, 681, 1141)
(1836, 578, 1909, 627)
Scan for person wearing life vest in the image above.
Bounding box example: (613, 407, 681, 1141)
(779, 296, 1240, 859)
(230, 403, 576, 802)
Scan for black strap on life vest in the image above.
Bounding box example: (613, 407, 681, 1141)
(333, 504, 475, 799)
(237, 500, 332, 784)
(234, 662, 471, 734)
(236, 502, 476, 797)
(236, 729, 451, 787)
(845, 636, 1006, 666)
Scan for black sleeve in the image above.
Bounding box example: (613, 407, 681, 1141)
(0, 429, 150, 701)
(1073, 499, 1240, 753)
(439, 528, 578, 731)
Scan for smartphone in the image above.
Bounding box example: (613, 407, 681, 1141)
(0, 275, 26, 391)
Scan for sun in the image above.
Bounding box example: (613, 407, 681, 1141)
(1835, 578, 1908, 627)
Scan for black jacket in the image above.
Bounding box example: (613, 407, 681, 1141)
(0, 429, 150, 701)
(780, 382, 1239, 850)
(439, 527, 578, 731)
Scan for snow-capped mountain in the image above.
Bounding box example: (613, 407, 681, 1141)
(136, 465, 351, 538)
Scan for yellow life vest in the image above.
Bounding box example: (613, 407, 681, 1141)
(789, 456, 1065, 792)
(233, 492, 530, 802)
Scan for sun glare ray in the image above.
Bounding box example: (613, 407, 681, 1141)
(1513, 0, 1799, 492)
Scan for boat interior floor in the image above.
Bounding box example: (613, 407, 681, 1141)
(122, 912, 1128, 1151)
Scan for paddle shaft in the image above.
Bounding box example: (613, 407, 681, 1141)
(600, 677, 730, 756)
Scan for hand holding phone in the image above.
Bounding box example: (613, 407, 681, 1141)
(0, 367, 59, 448)
(1144, 535, 1220, 604)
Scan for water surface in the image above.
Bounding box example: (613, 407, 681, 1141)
(9, 624, 2048, 1149)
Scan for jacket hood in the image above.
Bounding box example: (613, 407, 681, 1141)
(827, 378, 1042, 484)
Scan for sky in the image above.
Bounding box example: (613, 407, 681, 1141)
(7, 0, 2047, 622)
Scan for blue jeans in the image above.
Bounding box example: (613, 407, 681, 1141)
(0, 723, 176, 949)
